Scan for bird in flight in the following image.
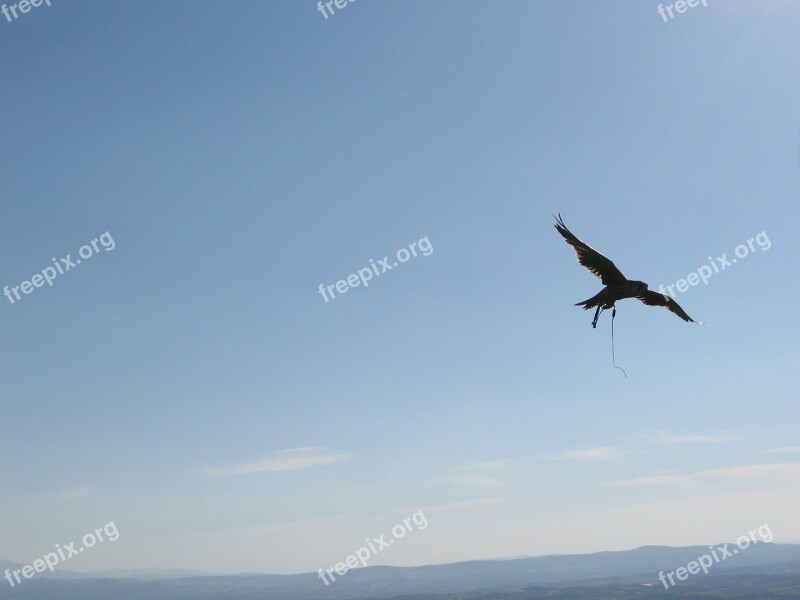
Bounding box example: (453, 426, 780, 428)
(554, 214, 701, 328)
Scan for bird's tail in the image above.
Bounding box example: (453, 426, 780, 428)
(575, 291, 604, 310)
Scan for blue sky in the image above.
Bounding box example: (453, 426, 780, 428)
(1, 0, 799, 575)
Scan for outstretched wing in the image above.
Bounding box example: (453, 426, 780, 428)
(636, 290, 700, 323)
(554, 214, 626, 285)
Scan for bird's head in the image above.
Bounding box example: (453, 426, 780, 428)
(632, 281, 648, 293)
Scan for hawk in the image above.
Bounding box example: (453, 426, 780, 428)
(554, 214, 700, 328)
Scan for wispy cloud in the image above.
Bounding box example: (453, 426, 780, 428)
(552, 446, 616, 460)
(191, 515, 344, 539)
(647, 430, 747, 444)
(445, 460, 515, 488)
(57, 486, 93, 499)
(704, 462, 800, 479)
(422, 497, 507, 513)
(200, 447, 351, 477)
(602, 462, 800, 488)
(601, 474, 694, 488)
(758, 445, 800, 455)
(464, 460, 515, 471)
(446, 473, 506, 489)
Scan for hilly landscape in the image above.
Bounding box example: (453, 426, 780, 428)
(2, 543, 799, 600)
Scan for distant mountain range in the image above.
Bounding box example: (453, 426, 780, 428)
(1, 542, 799, 599)
(0, 562, 209, 581)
